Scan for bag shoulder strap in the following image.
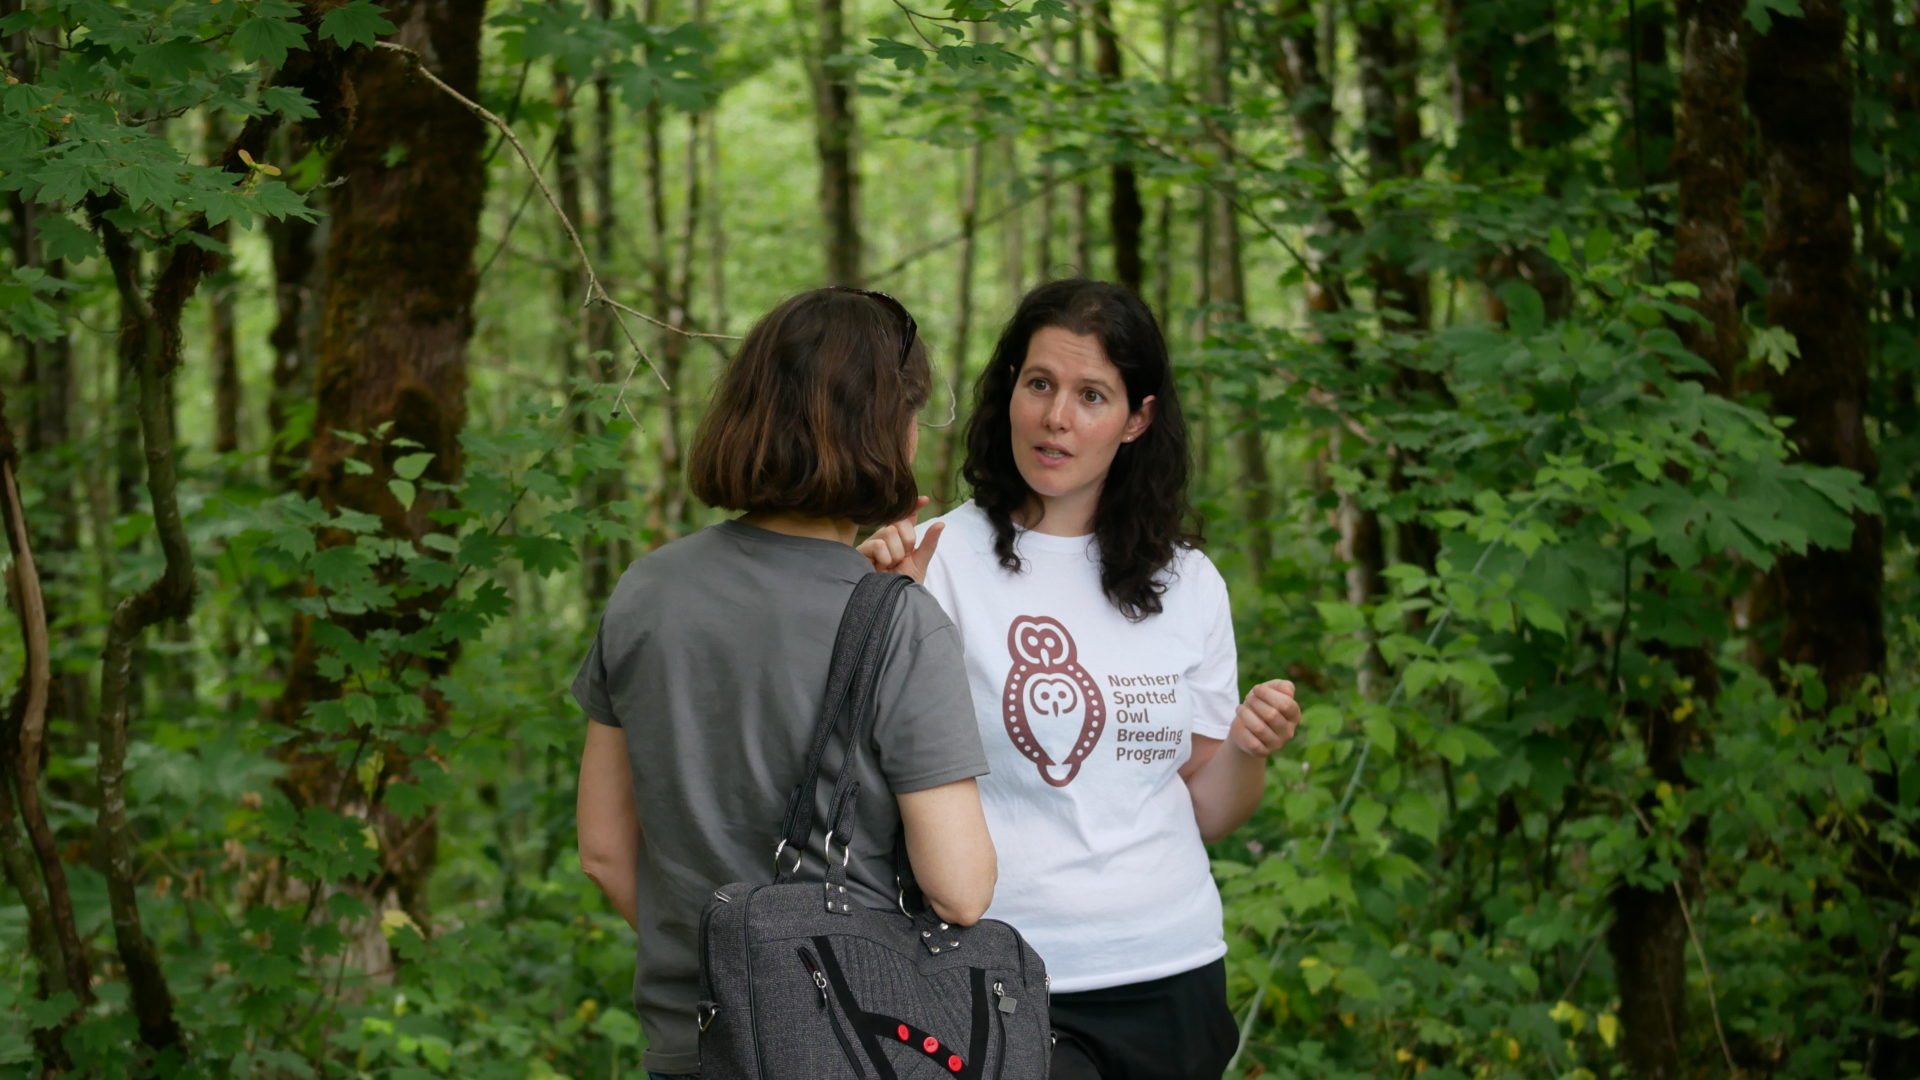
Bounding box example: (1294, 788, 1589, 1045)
(772, 572, 912, 882)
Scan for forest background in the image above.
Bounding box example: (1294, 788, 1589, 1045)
(1, 0, 1917, 1077)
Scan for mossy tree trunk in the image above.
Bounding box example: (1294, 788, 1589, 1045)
(272, 0, 488, 968)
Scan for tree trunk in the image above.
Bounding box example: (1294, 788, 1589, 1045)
(813, 0, 861, 283)
(1672, 0, 1745, 387)
(556, 71, 586, 395)
(207, 118, 241, 457)
(1002, 135, 1025, 297)
(1444, 0, 1511, 169)
(211, 240, 240, 455)
(84, 78, 312, 1032)
(1515, 3, 1577, 156)
(4, 14, 91, 768)
(267, 199, 322, 483)
(1746, 0, 1884, 697)
(1605, 811, 1693, 1078)
(706, 110, 727, 335)
(1602, 12, 1747, 1072)
(1626, 0, 1679, 190)
(1037, 31, 1059, 280)
(642, 3, 690, 545)
(1092, 0, 1142, 293)
(1274, 0, 1359, 313)
(273, 0, 488, 968)
(1152, 0, 1177, 318)
(660, 99, 705, 539)
(1355, 0, 1442, 585)
(1193, 10, 1215, 487)
(87, 188, 216, 1055)
(937, 142, 986, 504)
(1276, 0, 1378, 625)
(1753, 9, 1909, 1075)
(1071, 22, 1093, 274)
(1445, 0, 1569, 324)
(1205, 0, 1270, 581)
(586, 0, 630, 600)
(0, 386, 92, 1065)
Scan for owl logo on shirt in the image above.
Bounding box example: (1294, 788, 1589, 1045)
(1002, 616, 1105, 787)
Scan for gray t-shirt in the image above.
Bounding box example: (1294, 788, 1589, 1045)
(571, 519, 988, 1075)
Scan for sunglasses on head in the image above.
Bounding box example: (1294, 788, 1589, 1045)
(826, 285, 918, 369)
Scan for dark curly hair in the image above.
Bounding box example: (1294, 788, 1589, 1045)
(961, 279, 1202, 621)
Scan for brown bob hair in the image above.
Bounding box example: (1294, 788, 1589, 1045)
(688, 288, 931, 527)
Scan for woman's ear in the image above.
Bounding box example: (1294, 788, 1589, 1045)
(1123, 395, 1157, 442)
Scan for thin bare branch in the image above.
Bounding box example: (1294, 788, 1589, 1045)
(862, 166, 1093, 286)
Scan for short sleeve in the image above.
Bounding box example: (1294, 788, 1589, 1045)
(870, 588, 989, 794)
(1186, 559, 1238, 739)
(571, 625, 620, 726)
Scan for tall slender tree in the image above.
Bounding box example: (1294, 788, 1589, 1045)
(1071, 20, 1093, 273)
(266, 183, 322, 483)
(585, 0, 629, 599)
(1746, 0, 1884, 696)
(1600, 9, 1744, 1075)
(5, 0, 90, 770)
(1672, 0, 1745, 388)
(1091, 0, 1142, 293)
(1355, 0, 1442, 585)
(643, 0, 690, 543)
(811, 0, 861, 282)
(1275, 0, 1380, 630)
(1444, 0, 1511, 168)
(1205, 0, 1270, 580)
(0, 386, 91, 1067)
(203, 115, 241, 459)
(272, 0, 489, 966)
(937, 140, 986, 504)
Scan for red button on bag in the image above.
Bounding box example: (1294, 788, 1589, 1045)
(898, 1025, 910, 1041)
(923, 1036, 939, 1054)
(947, 1054, 963, 1072)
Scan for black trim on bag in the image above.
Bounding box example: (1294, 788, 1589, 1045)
(968, 968, 989, 1071)
(744, 887, 769, 1080)
(812, 937, 900, 1080)
(800, 946, 869, 1078)
(811, 936, 1001, 1080)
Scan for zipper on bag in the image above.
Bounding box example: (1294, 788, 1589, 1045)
(992, 980, 1015, 1077)
(799, 945, 868, 1078)
(797, 947, 829, 1010)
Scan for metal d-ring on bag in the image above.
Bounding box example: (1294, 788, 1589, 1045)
(696, 572, 1051, 1080)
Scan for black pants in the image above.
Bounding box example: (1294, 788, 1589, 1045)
(1048, 959, 1239, 1080)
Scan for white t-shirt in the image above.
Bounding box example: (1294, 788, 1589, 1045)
(919, 501, 1238, 992)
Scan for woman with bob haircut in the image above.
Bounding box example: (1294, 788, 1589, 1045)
(574, 286, 997, 1080)
(862, 279, 1301, 1080)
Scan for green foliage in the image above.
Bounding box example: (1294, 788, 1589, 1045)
(1195, 210, 1917, 1076)
(3, 0, 1916, 1077)
(493, 0, 718, 112)
(0, 0, 340, 342)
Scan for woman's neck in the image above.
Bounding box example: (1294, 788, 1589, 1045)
(738, 512, 856, 546)
(1014, 490, 1097, 538)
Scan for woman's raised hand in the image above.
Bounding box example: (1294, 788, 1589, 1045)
(1229, 679, 1301, 758)
(857, 496, 944, 584)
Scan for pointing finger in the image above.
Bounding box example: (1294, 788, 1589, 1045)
(905, 521, 943, 583)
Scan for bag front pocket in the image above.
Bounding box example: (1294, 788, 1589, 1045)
(800, 945, 870, 1079)
(814, 935, 992, 1078)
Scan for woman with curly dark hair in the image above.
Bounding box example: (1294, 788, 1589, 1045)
(862, 279, 1302, 1079)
